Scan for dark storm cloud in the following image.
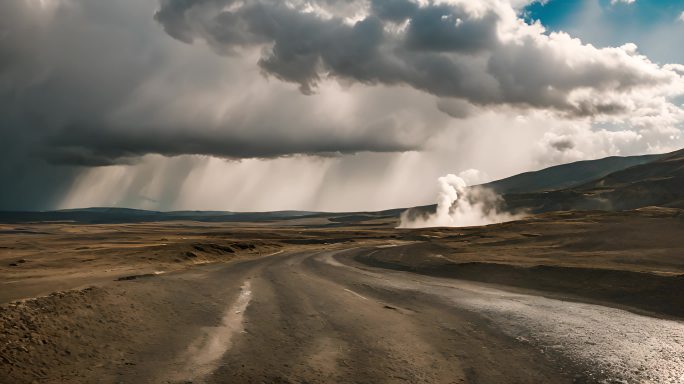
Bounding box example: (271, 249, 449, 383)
(41, 120, 420, 166)
(403, 5, 499, 53)
(370, 0, 417, 22)
(0, 0, 163, 208)
(0, 0, 430, 209)
(435, 98, 474, 119)
(155, 0, 682, 115)
(549, 137, 575, 152)
(0, 0, 429, 208)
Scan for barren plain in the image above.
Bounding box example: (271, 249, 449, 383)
(1, 207, 683, 383)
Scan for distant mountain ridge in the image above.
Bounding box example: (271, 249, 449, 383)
(483, 153, 662, 194)
(502, 148, 684, 212)
(0, 208, 320, 224)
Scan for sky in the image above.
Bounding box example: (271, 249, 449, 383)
(1, 0, 683, 212)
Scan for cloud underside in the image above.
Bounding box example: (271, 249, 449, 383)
(42, 123, 420, 166)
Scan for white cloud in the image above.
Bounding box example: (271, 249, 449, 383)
(610, 0, 636, 5)
(679, 11, 684, 22)
(155, 0, 683, 122)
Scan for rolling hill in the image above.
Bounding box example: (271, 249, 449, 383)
(483, 153, 661, 194)
(503, 148, 684, 212)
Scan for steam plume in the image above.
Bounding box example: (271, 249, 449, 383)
(399, 173, 524, 228)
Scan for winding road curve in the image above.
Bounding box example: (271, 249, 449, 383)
(130, 248, 684, 383)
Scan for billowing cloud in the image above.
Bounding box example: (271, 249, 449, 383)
(0, 0, 443, 169)
(155, 0, 683, 118)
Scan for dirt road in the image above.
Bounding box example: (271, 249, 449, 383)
(2, 248, 683, 383)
